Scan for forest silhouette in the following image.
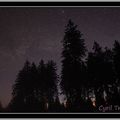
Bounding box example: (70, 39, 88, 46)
(1, 19, 120, 112)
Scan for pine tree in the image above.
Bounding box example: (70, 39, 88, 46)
(110, 40, 120, 105)
(87, 42, 104, 88)
(11, 60, 31, 111)
(103, 47, 115, 85)
(25, 62, 39, 111)
(37, 60, 58, 111)
(37, 60, 47, 111)
(61, 19, 87, 111)
(113, 40, 120, 83)
(87, 42, 105, 108)
(45, 60, 58, 111)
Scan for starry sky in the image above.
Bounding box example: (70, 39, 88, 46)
(0, 7, 120, 107)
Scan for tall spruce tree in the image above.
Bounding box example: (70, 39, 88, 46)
(46, 60, 58, 111)
(10, 60, 32, 111)
(37, 60, 47, 111)
(103, 47, 115, 85)
(113, 40, 120, 83)
(61, 19, 87, 111)
(87, 42, 105, 108)
(37, 60, 58, 111)
(25, 62, 39, 111)
(111, 40, 120, 106)
(87, 42, 104, 87)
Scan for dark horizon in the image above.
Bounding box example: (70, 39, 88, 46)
(0, 7, 120, 107)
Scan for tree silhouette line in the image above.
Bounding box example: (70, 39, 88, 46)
(1, 19, 120, 112)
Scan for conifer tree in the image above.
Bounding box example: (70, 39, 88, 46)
(61, 19, 87, 111)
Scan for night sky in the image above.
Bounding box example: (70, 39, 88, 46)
(0, 7, 120, 107)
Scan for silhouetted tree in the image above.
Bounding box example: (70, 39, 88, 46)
(25, 62, 39, 111)
(61, 19, 87, 111)
(45, 60, 58, 111)
(10, 60, 32, 112)
(87, 42, 106, 108)
(103, 47, 115, 85)
(37, 60, 48, 111)
(109, 40, 120, 106)
(37, 60, 58, 112)
(113, 40, 120, 83)
(87, 41, 104, 86)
